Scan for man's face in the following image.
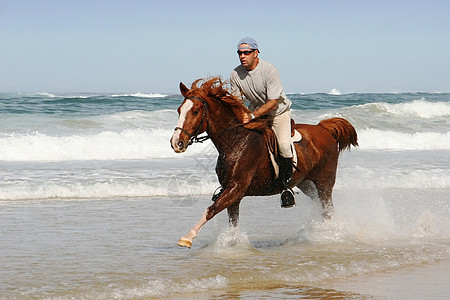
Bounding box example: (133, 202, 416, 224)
(237, 43, 259, 71)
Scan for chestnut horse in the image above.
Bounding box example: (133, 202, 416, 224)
(171, 78, 358, 248)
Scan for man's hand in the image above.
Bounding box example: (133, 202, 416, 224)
(242, 112, 253, 124)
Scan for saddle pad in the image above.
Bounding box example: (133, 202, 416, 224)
(269, 129, 302, 179)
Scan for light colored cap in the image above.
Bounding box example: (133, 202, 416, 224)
(237, 37, 258, 50)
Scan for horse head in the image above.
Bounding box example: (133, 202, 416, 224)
(171, 77, 259, 153)
(170, 82, 209, 153)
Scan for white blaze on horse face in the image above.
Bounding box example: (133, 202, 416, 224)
(171, 99, 194, 152)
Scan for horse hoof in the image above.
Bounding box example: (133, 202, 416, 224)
(281, 189, 296, 208)
(177, 238, 192, 248)
(323, 213, 332, 220)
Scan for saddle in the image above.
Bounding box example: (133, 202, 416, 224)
(245, 118, 302, 179)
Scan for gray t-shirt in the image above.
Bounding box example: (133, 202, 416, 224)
(230, 59, 291, 116)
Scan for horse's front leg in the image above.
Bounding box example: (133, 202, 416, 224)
(177, 181, 247, 248)
(227, 201, 241, 227)
(177, 210, 208, 248)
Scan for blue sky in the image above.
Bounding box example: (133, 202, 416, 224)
(1, 0, 449, 93)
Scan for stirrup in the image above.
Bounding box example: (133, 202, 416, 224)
(281, 189, 295, 208)
(212, 187, 223, 202)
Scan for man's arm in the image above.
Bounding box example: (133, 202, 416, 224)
(230, 71, 243, 99)
(242, 99, 278, 123)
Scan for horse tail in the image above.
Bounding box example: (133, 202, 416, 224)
(318, 117, 358, 152)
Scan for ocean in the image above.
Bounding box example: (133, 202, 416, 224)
(0, 91, 449, 299)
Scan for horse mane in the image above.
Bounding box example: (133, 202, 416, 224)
(187, 77, 268, 131)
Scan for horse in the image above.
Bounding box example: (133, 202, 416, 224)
(170, 77, 358, 248)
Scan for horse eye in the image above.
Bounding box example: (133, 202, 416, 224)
(193, 110, 199, 116)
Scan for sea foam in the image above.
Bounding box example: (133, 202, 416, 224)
(111, 93, 168, 98)
(0, 127, 448, 162)
(361, 99, 450, 118)
(0, 129, 204, 161)
(358, 129, 450, 150)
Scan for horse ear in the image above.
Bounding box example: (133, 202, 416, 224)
(179, 82, 189, 97)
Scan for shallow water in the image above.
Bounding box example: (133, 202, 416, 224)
(1, 174, 448, 299)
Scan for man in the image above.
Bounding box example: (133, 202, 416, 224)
(230, 37, 295, 208)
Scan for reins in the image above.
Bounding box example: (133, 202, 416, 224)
(174, 96, 245, 146)
(174, 97, 210, 145)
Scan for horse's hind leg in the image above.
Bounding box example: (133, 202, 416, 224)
(315, 181, 334, 219)
(298, 179, 334, 219)
(297, 180, 318, 200)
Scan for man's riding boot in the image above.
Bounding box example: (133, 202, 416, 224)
(279, 157, 295, 208)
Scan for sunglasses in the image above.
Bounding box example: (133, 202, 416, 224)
(237, 50, 256, 56)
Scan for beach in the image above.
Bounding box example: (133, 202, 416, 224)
(0, 92, 449, 298)
(327, 261, 450, 299)
(1, 192, 448, 299)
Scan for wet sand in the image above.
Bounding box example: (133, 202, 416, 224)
(167, 261, 450, 299)
(325, 260, 450, 299)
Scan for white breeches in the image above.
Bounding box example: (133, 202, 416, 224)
(272, 110, 293, 158)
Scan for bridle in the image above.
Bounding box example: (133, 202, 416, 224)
(173, 96, 247, 146)
(174, 97, 211, 146)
